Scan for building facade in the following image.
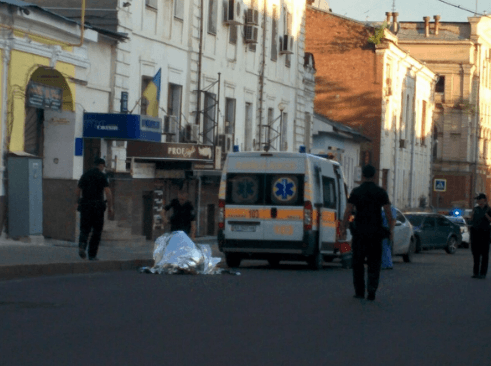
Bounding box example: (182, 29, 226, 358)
(305, 7, 436, 209)
(396, 15, 491, 210)
(29, 0, 315, 239)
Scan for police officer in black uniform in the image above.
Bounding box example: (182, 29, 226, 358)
(340, 164, 393, 301)
(75, 158, 113, 260)
(469, 193, 491, 279)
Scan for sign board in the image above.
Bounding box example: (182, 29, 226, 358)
(434, 179, 447, 192)
(192, 162, 216, 170)
(155, 170, 185, 179)
(127, 141, 214, 161)
(83, 113, 162, 142)
(27, 82, 63, 111)
(132, 162, 156, 178)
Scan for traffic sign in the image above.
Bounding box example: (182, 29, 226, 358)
(434, 179, 447, 192)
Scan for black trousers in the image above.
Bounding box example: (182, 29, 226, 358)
(78, 204, 105, 259)
(352, 233, 383, 296)
(470, 228, 490, 276)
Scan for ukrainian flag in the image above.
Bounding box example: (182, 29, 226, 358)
(143, 68, 161, 117)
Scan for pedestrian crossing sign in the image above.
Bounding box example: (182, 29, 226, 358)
(434, 179, 446, 192)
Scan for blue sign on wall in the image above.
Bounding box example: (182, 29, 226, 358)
(83, 113, 162, 142)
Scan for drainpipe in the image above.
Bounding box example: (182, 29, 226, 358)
(258, 0, 267, 150)
(195, 0, 204, 127)
(424, 16, 430, 37)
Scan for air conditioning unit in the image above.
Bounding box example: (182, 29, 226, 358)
(244, 25, 258, 43)
(279, 35, 294, 54)
(246, 8, 259, 25)
(218, 133, 234, 153)
(223, 0, 242, 25)
(190, 124, 200, 142)
(163, 115, 179, 142)
(399, 139, 408, 148)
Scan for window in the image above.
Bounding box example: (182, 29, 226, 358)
(436, 216, 451, 227)
(421, 100, 427, 145)
(146, 0, 158, 9)
(225, 98, 236, 135)
(229, 25, 237, 44)
(141, 76, 152, 115)
(244, 102, 253, 151)
(271, 5, 277, 61)
(208, 0, 217, 34)
(423, 216, 436, 229)
(281, 112, 288, 151)
(435, 76, 445, 93)
(322, 176, 336, 209)
(204, 92, 216, 144)
(174, 0, 184, 19)
(395, 209, 406, 223)
(167, 83, 182, 138)
(226, 174, 304, 206)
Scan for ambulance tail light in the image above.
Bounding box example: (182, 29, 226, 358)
(304, 201, 313, 231)
(218, 199, 225, 230)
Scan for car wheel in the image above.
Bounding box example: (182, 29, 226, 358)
(268, 257, 280, 268)
(225, 253, 241, 268)
(445, 236, 458, 254)
(415, 238, 422, 253)
(403, 237, 415, 263)
(307, 249, 323, 270)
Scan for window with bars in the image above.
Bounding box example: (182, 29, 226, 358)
(271, 5, 277, 61)
(174, 0, 184, 19)
(208, 0, 217, 34)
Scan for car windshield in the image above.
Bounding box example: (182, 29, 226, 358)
(446, 216, 466, 226)
(405, 214, 425, 227)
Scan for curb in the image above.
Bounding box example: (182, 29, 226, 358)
(0, 259, 154, 281)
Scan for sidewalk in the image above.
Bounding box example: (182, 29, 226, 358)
(0, 234, 222, 281)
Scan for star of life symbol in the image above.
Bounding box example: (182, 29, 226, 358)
(237, 179, 256, 199)
(274, 178, 296, 201)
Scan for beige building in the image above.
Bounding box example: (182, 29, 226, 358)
(394, 14, 491, 210)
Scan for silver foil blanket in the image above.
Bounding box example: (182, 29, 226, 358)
(139, 231, 224, 275)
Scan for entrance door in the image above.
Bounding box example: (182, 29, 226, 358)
(319, 175, 338, 250)
(24, 107, 44, 157)
(83, 138, 101, 172)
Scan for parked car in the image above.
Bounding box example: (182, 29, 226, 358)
(392, 208, 416, 262)
(404, 213, 462, 254)
(445, 215, 469, 248)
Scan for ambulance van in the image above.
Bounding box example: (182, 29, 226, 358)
(217, 149, 352, 269)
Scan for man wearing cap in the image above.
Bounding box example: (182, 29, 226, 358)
(75, 158, 114, 260)
(469, 193, 491, 279)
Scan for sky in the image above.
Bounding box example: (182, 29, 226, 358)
(324, 0, 491, 22)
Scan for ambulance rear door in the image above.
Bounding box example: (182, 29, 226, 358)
(319, 162, 338, 253)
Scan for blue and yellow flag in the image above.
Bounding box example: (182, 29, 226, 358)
(143, 68, 161, 117)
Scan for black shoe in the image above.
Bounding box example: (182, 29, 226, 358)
(78, 248, 86, 259)
(88, 257, 99, 261)
(367, 293, 376, 301)
(353, 294, 364, 299)
(479, 275, 486, 279)
(472, 275, 479, 278)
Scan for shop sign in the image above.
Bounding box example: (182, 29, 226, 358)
(192, 162, 216, 170)
(27, 82, 63, 111)
(165, 144, 213, 160)
(126, 141, 214, 161)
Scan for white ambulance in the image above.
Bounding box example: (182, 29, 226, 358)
(217, 149, 352, 269)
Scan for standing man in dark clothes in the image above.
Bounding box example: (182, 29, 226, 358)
(161, 190, 196, 240)
(469, 193, 491, 279)
(75, 158, 113, 260)
(340, 164, 393, 301)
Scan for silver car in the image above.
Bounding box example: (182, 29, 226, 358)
(392, 208, 416, 262)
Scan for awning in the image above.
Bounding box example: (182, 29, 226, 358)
(83, 113, 162, 142)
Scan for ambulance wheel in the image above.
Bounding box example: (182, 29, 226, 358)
(225, 253, 241, 268)
(307, 250, 323, 270)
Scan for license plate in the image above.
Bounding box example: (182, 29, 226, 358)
(231, 225, 256, 232)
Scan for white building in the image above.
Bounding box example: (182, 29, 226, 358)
(35, 0, 316, 238)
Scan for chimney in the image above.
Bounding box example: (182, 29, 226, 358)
(386, 12, 392, 25)
(392, 12, 399, 33)
(424, 16, 430, 37)
(434, 15, 441, 35)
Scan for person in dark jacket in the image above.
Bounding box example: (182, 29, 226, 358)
(161, 190, 196, 240)
(469, 193, 491, 279)
(75, 158, 113, 260)
(340, 164, 393, 301)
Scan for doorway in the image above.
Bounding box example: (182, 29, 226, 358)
(83, 138, 101, 172)
(24, 107, 44, 157)
(207, 204, 215, 236)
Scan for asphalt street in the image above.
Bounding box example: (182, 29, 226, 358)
(1, 247, 490, 366)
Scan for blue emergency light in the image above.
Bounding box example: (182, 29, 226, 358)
(233, 145, 240, 152)
(451, 208, 462, 217)
(299, 145, 306, 153)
